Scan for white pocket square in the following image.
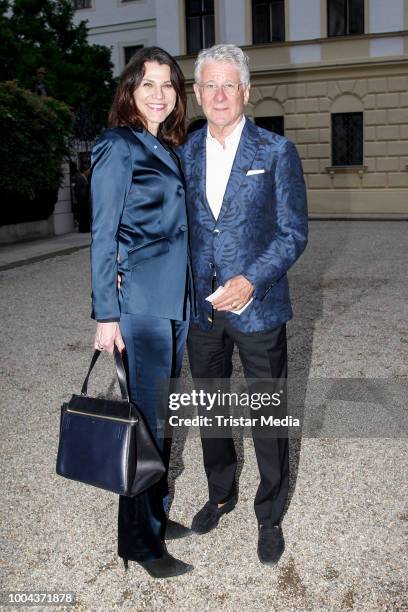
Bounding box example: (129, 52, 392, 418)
(246, 169, 265, 176)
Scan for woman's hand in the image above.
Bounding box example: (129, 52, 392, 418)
(94, 322, 125, 354)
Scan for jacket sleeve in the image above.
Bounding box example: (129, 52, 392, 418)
(90, 130, 133, 320)
(242, 139, 308, 300)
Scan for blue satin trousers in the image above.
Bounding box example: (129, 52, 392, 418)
(117, 311, 189, 561)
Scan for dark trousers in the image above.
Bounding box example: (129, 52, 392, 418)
(187, 310, 288, 526)
(117, 312, 189, 561)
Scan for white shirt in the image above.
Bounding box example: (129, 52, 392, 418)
(205, 116, 246, 220)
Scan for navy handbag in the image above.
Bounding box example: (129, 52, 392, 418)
(56, 347, 166, 496)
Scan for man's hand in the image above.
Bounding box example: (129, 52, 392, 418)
(94, 321, 125, 354)
(212, 275, 254, 311)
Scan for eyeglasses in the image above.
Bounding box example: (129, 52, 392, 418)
(198, 81, 243, 96)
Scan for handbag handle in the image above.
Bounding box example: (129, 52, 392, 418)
(81, 347, 130, 401)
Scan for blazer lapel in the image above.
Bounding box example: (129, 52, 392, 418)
(217, 118, 260, 223)
(191, 125, 216, 221)
(130, 127, 181, 177)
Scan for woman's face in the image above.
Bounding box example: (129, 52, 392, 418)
(133, 61, 177, 135)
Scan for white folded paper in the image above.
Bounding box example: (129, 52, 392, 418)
(205, 285, 253, 315)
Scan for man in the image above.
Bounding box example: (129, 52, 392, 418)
(178, 44, 308, 565)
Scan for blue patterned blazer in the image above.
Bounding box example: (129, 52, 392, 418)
(177, 117, 308, 332)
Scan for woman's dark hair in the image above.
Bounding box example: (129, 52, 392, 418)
(109, 47, 186, 146)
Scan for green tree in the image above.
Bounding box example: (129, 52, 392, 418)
(0, 81, 74, 225)
(0, 0, 115, 138)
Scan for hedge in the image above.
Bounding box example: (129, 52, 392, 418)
(0, 81, 74, 225)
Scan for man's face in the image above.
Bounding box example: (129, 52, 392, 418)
(193, 61, 250, 131)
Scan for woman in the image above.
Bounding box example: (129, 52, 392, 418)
(90, 47, 193, 578)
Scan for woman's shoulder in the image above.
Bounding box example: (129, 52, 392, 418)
(95, 126, 136, 147)
(92, 127, 137, 162)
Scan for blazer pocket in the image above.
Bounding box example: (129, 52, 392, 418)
(246, 169, 265, 176)
(128, 237, 170, 269)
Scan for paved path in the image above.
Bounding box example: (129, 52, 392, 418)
(0, 232, 90, 270)
(0, 222, 407, 611)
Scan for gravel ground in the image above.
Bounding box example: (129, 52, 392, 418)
(0, 221, 407, 611)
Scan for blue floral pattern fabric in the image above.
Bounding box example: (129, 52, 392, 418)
(177, 118, 308, 332)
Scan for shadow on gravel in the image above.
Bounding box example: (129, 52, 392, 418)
(284, 220, 351, 515)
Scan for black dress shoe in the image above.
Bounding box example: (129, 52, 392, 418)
(191, 496, 237, 534)
(165, 519, 192, 540)
(257, 524, 285, 565)
(122, 549, 193, 579)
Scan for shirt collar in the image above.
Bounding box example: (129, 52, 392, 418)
(206, 115, 246, 147)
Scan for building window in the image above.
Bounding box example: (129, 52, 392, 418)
(252, 0, 285, 44)
(331, 112, 363, 165)
(185, 0, 215, 55)
(124, 45, 143, 66)
(254, 116, 284, 136)
(73, 0, 91, 9)
(327, 0, 364, 37)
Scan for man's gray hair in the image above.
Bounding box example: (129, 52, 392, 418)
(194, 44, 250, 87)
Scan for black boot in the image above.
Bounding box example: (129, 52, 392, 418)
(122, 548, 193, 578)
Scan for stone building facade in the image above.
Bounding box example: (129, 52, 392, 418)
(73, 0, 408, 217)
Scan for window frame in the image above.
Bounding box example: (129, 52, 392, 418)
(123, 44, 144, 67)
(252, 0, 286, 45)
(331, 111, 364, 167)
(327, 0, 365, 38)
(73, 0, 92, 10)
(254, 115, 285, 136)
(185, 0, 215, 55)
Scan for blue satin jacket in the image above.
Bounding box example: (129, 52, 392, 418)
(177, 117, 308, 332)
(90, 126, 189, 322)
